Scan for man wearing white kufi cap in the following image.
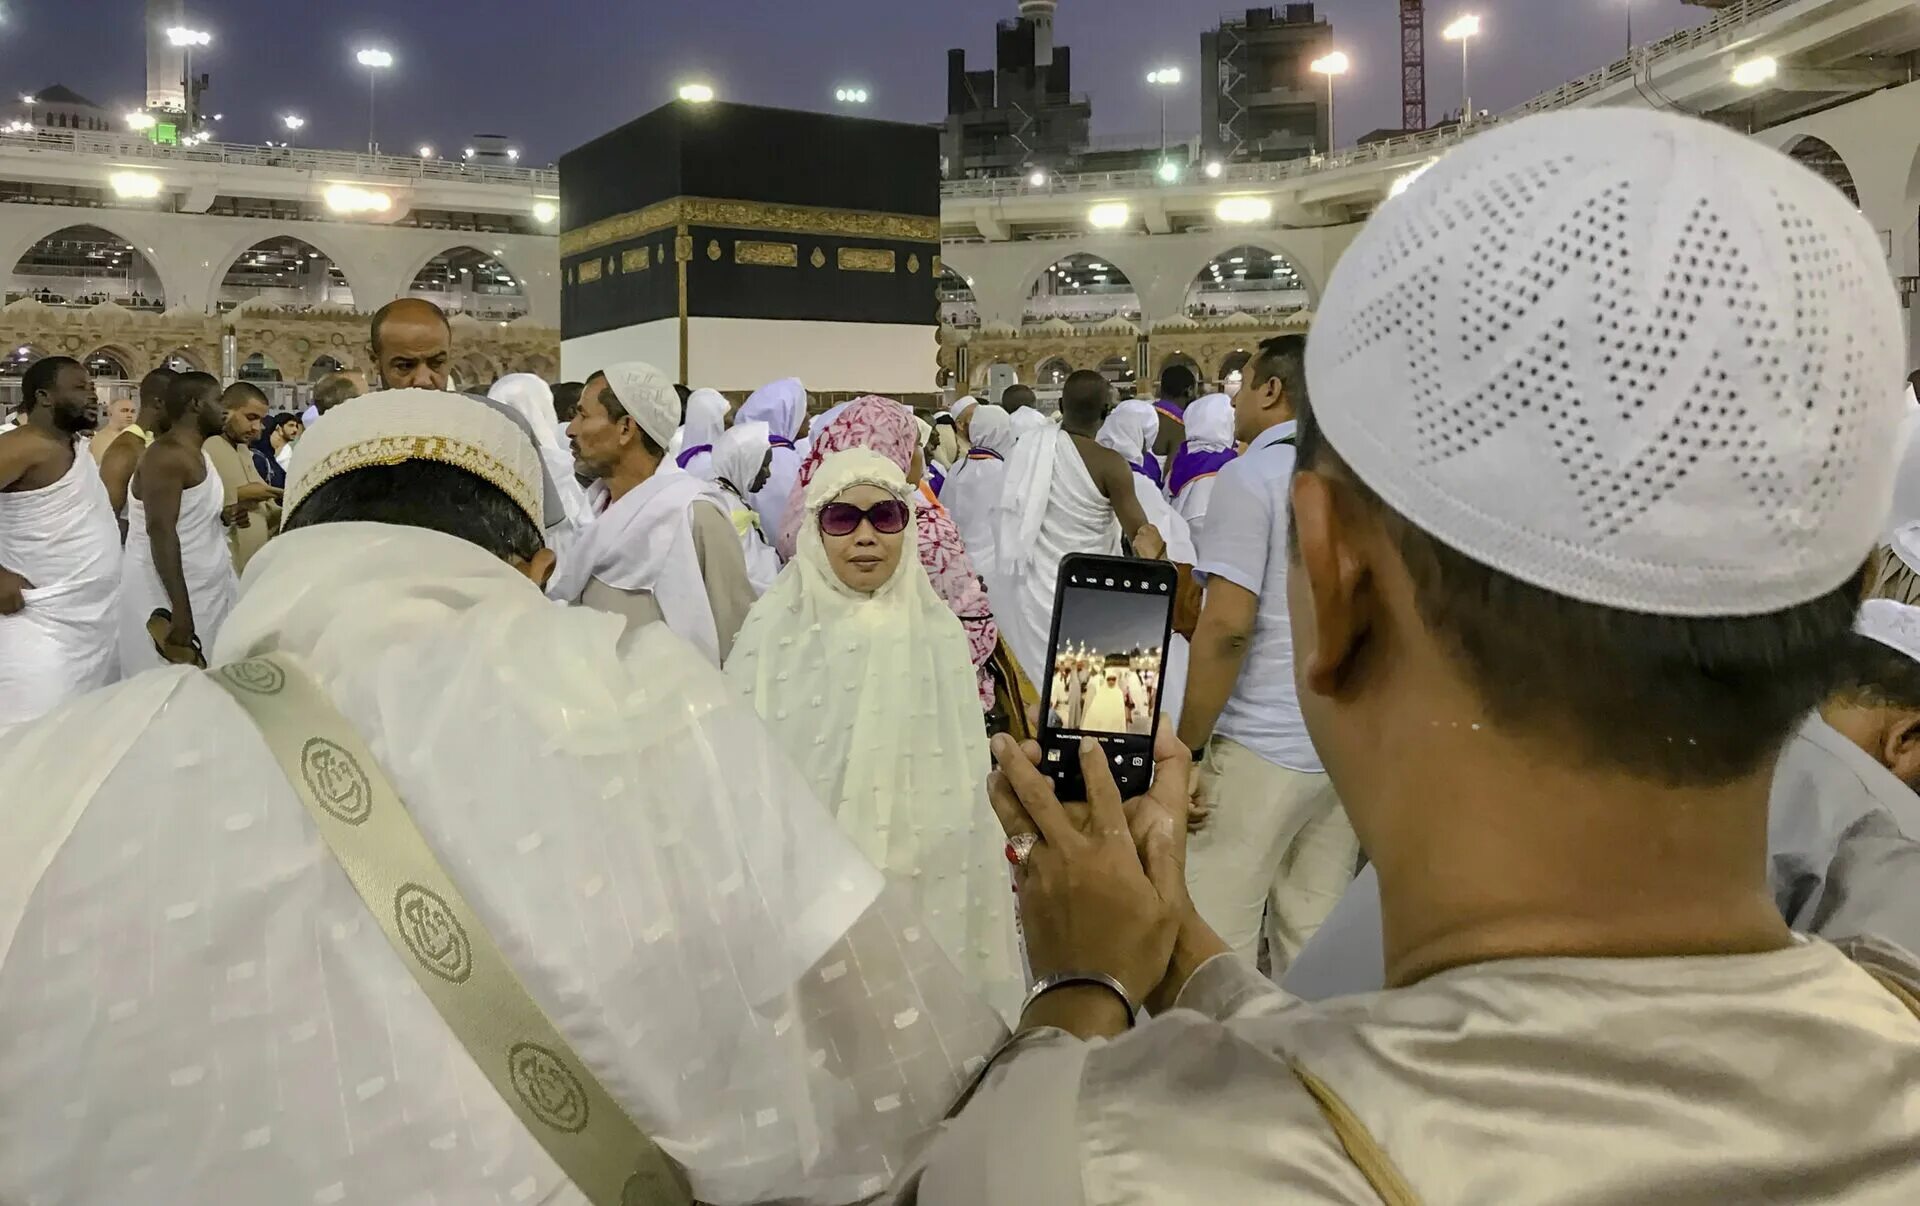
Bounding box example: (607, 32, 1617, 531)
(897, 110, 1920, 1201)
(549, 361, 756, 665)
(0, 391, 1003, 1205)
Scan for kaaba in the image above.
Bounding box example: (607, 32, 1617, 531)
(558, 101, 941, 393)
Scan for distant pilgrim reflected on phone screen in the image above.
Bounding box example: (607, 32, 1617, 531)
(1047, 584, 1167, 736)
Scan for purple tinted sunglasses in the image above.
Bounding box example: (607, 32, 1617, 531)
(818, 499, 911, 538)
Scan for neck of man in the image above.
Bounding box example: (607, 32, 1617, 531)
(604, 447, 663, 504)
(135, 404, 164, 432)
(1243, 403, 1294, 442)
(159, 424, 201, 451)
(1369, 705, 1791, 989)
(1061, 415, 1100, 440)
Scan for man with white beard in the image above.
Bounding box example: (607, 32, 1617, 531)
(0, 392, 1003, 1205)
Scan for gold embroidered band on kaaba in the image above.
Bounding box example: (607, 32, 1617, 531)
(561, 196, 938, 258)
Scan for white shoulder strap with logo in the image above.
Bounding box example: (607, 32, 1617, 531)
(208, 653, 690, 1206)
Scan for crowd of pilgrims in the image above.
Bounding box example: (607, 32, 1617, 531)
(0, 108, 1918, 1203)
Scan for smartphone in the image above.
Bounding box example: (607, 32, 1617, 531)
(1037, 554, 1178, 800)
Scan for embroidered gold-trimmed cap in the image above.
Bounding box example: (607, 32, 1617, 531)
(284, 390, 544, 533)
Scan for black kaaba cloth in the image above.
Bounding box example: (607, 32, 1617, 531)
(559, 101, 941, 344)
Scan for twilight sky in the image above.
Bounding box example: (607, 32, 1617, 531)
(6, 0, 1705, 163)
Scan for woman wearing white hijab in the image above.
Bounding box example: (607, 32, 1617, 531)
(711, 420, 782, 596)
(674, 387, 730, 479)
(735, 377, 807, 549)
(487, 373, 588, 530)
(728, 449, 1023, 1018)
(1168, 391, 1239, 538)
(940, 403, 1012, 597)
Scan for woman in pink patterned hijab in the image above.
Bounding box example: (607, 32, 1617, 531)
(779, 396, 999, 702)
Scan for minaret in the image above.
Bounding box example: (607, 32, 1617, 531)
(145, 0, 187, 114)
(1020, 0, 1057, 67)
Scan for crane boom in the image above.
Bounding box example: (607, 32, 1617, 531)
(1402, 0, 1427, 131)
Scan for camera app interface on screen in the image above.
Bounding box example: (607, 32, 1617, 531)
(1047, 584, 1170, 737)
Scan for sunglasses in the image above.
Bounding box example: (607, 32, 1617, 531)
(818, 499, 911, 538)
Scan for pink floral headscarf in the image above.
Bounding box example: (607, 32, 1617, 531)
(780, 396, 1000, 693)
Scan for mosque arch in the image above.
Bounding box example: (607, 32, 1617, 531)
(238, 351, 284, 383)
(8, 225, 169, 309)
(1036, 356, 1074, 387)
(971, 359, 1014, 392)
(82, 345, 136, 379)
(1097, 354, 1136, 386)
(1784, 137, 1860, 208)
(448, 349, 502, 392)
(1, 343, 49, 377)
(515, 350, 559, 379)
(938, 265, 980, 329)
(307, 353, 346, 381)
(1156, 350, 1201, 381)
(162, 346, 209, 373)
(403, 244, 528, 321)
(1022, 251, 1143, 326)
(212, 235, 358, 313)
(1184, 244, 1310, 320)
(1217, 348, 1254, 385)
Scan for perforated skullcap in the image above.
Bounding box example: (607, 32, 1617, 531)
(1858, 600, 1920, 667)
(285, 390, 543, 533)
(1307, 109, 1906, 617)
(603, 361, 681, 450)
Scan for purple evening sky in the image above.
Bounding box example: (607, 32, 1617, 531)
(4, 0, 1704, 163)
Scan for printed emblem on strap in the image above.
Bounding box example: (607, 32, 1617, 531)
(509, 1042, 591, 1133)
(394, 883, 473, 984)
(624, 1169, 678, 1205)
(300, 737, 372, 824)
(220, 659, 286, 696)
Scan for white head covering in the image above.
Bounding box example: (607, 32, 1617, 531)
(285, 390, 543, 533)
(486, 373, 563, 455)
(603, 361, 681, 450)
(1184, 392, 1235, 453)
(948, 395, 979, 421)
(682, 388, 730, 450)
(727, 449, 1024, 1016)
(1308, 109, 1906, 617)
(1096, 398, 1160, 466)
(738, 377, 807, 440)
(1858, 599, 1920, 667)
(966, 403, 1013, 456)
(714, 420, 772, 498)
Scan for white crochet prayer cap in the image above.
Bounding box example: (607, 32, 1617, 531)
(604, 360, 681, 450)
(1858, 599, 1920, 667)
(284, 390, 543, 533)
(1307, 109, 1906, 617)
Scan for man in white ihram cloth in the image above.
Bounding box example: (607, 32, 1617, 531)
(0, 391, 1005, 1205)
(548, 361, 757, 665)
(890, 110, 1920, 1203)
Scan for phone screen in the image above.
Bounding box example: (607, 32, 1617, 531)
(1038, 555, 1177, 799)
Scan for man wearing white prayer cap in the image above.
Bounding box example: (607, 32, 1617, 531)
(0, 390, 1003, 1205)
(898, 109, 1920, 1201)
(550, 362, 756, 665)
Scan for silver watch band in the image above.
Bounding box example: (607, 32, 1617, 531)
(1023, 970, 1138, 1028)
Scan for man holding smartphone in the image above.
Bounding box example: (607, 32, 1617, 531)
(1177, 334, 1357, 972)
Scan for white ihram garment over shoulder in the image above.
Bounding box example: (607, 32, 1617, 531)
(728, 451, 1025, 1021)
(992, 427, 1121, 682)
(0, 444, 121, 728)
(0, 522, 1005, 1206)
(116, 449, 237, 674)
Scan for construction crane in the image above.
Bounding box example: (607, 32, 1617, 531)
(1401, 0, 1426, 131)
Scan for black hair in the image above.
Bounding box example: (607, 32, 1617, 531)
(1001, 384, 1036, 412)
(673, 383, 691, 424)
(20, 355, 79, 412)
(1831, 633, 1920, 712)
(284, 459, 541, 561)
(138, 366, 177, 409)
(221, 381, 269, 408)
(369, 297, 450, 354)
(1060, 370, 1110, 426)
(1246, 334, 1307, 408)
(583, 371, 664, 458)
(552, 381, 584, 423)
(271, 412, 303, 434)
(1291, 400, 1861, 787)
(1159, 363, 1197, 400)
(164, 371, 222, 426)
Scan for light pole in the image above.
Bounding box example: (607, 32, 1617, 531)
(281, 113, 304, 146)
(1309, 52, 1350, 153)
(1442, 15, 1480, 125)
(1146, 67, 1181, 169)
(356, 48, 393, 154)
(166, 26, 211, 130)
